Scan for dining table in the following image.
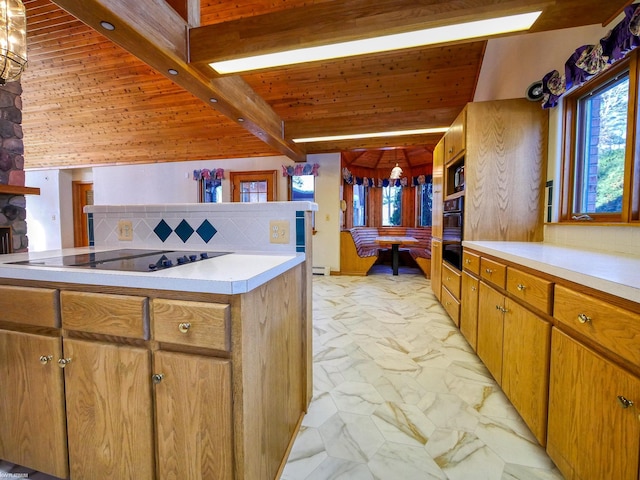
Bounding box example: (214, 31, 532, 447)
(375, 235, 418, 275)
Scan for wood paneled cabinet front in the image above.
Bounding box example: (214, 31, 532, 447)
(547, 328, 640, 480)
(476, 281, 551, 445)
(63, 338, 156, 479)
(0, 330, 69, 479)
(431, 239, 443, 301)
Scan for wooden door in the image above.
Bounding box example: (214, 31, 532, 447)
(63, 338, 155, 479)
(476, 282, 504, 384)
(430, 239, 442, 300)
(0, 331, 69, 478)
(501, 300, 551, 446)
(72, 181, 93, 247)
(547, 329, 640, 480)
(230, 170, 277, 202)
(460, 271, 479, 350)
(153, 351, 233, 479)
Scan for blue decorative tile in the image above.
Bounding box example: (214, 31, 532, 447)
(88, 213, 94, 246)
(196, 220, 217, 243)
(174, 219, 194, 243)
(154, 219, 173, 242)
(296, 211, 305, 252)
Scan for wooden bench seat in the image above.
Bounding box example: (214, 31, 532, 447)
(340, 227, 432, 277)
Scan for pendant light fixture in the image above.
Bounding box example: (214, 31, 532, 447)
(389, 149, 403, 180)
(0, 0, 27, 85)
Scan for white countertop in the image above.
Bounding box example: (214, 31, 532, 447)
(0, 247, 305, 295)
(463, 241, 640, 304)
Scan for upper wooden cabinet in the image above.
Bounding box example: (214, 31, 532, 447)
(444, 108, 466, 164)
(464, 99, 548, 242)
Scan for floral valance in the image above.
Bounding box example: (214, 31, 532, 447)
(281, 163, 320, 177)
(193, 168, 224, 181)
(539, 3, 640, 108)
(342, 167, 431, 188)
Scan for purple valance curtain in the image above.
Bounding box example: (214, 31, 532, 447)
(342, 167, 431, 188)
(281, 163, 320, 177)
(539, 3, 640, 108)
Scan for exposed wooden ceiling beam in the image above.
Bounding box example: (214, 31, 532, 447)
(49, 0, 306, 162)
(190, 0, 551, 67)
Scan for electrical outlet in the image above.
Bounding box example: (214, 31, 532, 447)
(269, 220, 290, 244)
(118, 220, 133, 241)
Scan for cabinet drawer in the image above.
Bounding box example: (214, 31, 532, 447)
(152, 299, 230, 351)
(0, 285, 59, 327)
(441, 286, 460, 326)
(553, 285, 640, 366)
(441, 262, 461, 299)
(61, 291, 148, 339)
(462, 251, 480, 275)
(480, 258, 506, 288)
(507, 267, 553, 314)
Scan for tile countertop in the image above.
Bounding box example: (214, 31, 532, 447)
(463, 241, 640, 304)
(0, 247, 305, 295)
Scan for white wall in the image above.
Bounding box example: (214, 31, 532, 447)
(25, 169, 74, 251)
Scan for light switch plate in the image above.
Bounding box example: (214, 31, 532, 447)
(117, 220, 133, 241)
(269, 220, 290, 244)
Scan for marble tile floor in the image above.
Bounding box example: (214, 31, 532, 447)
(1, 266, 564, 480)
(281, 268, 564, 480)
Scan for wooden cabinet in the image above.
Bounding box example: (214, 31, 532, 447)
(432, 139, 444, 240)
(441, 262, 461, 325)
(463, 99, 547, 242)
(477, 280, 551, 445)
(547, 328, 640, 480)
(0, 330, 68, 479)
(154, 351, 233, 479)
(63, 338, 155, 479)
(460, 271, 479, 350)
(431, 239, 442, 301)
(444, 108, 466, 163)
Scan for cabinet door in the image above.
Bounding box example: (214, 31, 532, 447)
(432, 139, 444, 239)
(476, 282, 504, 384)
(430, 240, 442, 301)
(63, 338, 155, 479)
(501, 300, 551, 446)
(0, 331, 68, 478)
(460, 271, 479, 350)
(547, 329, 640, 480)
(154, 351, 233, 480)
(444, 108, 466, 163)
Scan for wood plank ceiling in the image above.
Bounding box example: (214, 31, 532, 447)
(19, 0, 631, 171)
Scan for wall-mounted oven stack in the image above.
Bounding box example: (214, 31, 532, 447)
(442, 196, 463, 270)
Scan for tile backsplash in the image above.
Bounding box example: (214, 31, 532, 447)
(85, 202, 317, 254)
(544, 224, 640, 257)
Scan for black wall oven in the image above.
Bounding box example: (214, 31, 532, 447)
(442, 196, 463, 270)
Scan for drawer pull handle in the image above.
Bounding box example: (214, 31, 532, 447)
(152, 373, 164, 385)
(516, 284, 526, 291)
(465, 259, 471, 264)
(617, 396, 634, 409)
(447, 276, 451, 281)
(577, 313, 591, 324)
(471, 286, 476, 291)
(485, 268, 493, 274)
(39, 355, 53, 365)
(57, 358, 72, 369)
(495, 305, 508, 313)
(178, 322, 191, 334)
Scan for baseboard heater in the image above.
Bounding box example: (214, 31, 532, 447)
(312, 266, 330, 276)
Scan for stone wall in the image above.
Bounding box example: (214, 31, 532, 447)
(0, 81, 27, 252)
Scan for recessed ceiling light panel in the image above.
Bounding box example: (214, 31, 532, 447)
(292, 127, 449, 143)
(100, 21, 115, 31)
(210, 11, 542, 74)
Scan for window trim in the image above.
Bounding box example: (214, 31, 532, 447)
(560, 52, 639, 223)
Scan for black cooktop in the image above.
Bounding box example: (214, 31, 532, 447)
(9, 249, 230, 272)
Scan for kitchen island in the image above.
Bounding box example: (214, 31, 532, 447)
(0, 246, 310, 479)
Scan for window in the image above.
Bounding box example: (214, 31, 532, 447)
(382, 185, 402, 226)
(290, 175, 315, 201)
(199, 178, 222, 203)
(418, 182, 433, 226)
(352, 184, 366, 226)
(562, 54, 639, 223)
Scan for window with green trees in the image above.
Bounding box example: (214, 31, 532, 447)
(562, 52, 640, 223)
